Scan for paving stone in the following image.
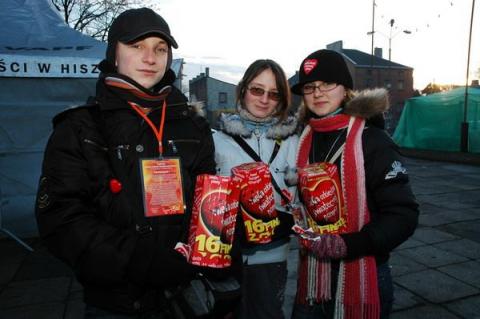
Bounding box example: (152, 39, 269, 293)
(440, 164, 480, 175)
(392, 284, 425, 311)
(416, 194, 475, 210)
(438, 260, 480, 289)
(412, 183, 461, 196)
(419, 214, 453, 227)
(417, 202, 449, 215)
(391, 305, 461, 319)
(419, 210, 480, 227)
(0, 302, 65, 319)
(394, 238, 424, 250)
(394, 269, 478, 303)
(446, 295, 480, 319)
(438, 220, 480, 243)
(438, 175, 480, 190)
(0, 277, 70, 308)
(411, 227, 459, 244)
(389, 254, 427, 277)
(432, 190, 480, 208)
(409, 166, 454, 178)
(433, 238, 480, 260)
(396, 245, 469, 268)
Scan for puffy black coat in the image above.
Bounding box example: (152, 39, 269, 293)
(35, 80, 216, 313)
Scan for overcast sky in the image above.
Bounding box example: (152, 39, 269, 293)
(157, 0, 479, 90)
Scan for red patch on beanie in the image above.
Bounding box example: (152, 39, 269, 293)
(303, 59, 318, 75)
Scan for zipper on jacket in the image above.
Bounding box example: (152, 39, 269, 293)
(114, 144, 130, 160)
(83, 138, 108, 152)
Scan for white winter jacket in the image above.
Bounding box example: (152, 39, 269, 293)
(213, 113, 299, 264)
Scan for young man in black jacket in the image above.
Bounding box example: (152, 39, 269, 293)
(36, 8, 220, 318)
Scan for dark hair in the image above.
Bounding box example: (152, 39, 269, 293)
(236, 59, 291, 121)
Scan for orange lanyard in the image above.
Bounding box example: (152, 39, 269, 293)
(128, 100, 167, 156)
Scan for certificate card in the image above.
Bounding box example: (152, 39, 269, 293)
(140, 158, 185, 217)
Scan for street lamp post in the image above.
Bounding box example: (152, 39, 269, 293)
(389, 19, 394, 61)
(388, 19, 412, 61)
(461, 0, 476, 152)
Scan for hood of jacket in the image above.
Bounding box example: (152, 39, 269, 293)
(218, 113, 298, 139)
(298, 88, 389, 127)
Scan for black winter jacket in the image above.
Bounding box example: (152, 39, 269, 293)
(35, 78, 216, 313)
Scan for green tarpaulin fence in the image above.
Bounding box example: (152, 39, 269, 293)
(393, 87, 480, 154)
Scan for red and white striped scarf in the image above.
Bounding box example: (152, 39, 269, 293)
(296, 114, 380, 319)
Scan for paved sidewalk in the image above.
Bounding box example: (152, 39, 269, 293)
(1, 157, 480, 319)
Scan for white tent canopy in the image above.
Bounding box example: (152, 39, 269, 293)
(0, 0, 183, 239)
(0, 0, 105, 78)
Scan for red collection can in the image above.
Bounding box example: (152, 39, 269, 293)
(232, 162, 279, 244)
(298, 162, 345, 228)
(188, 174, 240, 268)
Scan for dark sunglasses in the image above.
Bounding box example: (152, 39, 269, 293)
(247, 86, 281, 101)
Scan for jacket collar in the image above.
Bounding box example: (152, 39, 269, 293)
(93, 76, 197, 120)
(218, 113, 297, 139)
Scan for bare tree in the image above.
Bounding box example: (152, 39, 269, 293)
(51, 0, 145, 41)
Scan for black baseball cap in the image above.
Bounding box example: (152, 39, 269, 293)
(108, 8, 178, 48)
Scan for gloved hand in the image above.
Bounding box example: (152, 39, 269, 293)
(148, 248, 198, 288)
(300, 233, 347, 260)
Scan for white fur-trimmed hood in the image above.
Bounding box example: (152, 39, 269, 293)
(218, 113, 298, 139)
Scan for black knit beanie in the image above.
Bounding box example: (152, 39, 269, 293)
(291, 49, 353, 95)
(100, 8, 178, 73)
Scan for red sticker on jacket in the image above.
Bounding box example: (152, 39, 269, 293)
(303, 59, 318, 75)
(109, 178, 122, 193)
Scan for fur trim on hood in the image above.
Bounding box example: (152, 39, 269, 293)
(298, 88, 389, 123)
(189, 101, 206, 117)
(218, 113, 298, 139)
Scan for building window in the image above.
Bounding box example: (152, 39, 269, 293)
(366, 78, 372, 88)
(384, 80, 391, 89)
(367, 69, 372, 75)
(219, 92, 227, 104)
(398, 80, 404, 90)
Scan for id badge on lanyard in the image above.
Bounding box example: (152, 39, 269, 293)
(129, 101, 185, 217)
(139, 157, 185, 217)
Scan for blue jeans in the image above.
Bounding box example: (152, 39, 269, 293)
(291, 262, 394, 319)
(235, 261, 288, 319)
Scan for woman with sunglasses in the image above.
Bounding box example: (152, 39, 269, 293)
(290, 49, 419, 319)
(213, 59, 298, 318)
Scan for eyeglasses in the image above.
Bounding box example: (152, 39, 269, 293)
(247, 86, 281, 101)
(302, 83, 338, 95)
